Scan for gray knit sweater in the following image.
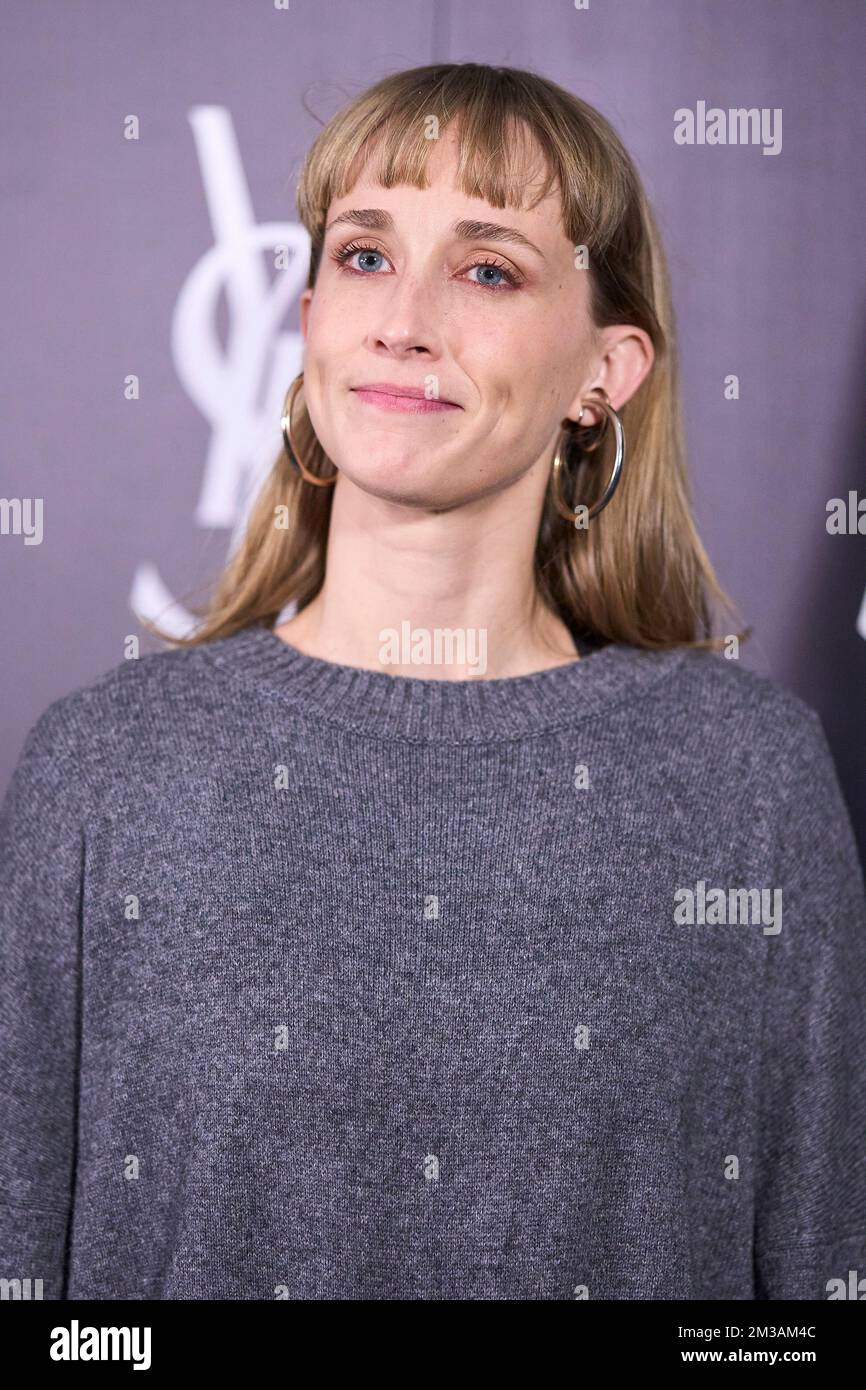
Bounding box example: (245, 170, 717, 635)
(1, 623, 865, 1301)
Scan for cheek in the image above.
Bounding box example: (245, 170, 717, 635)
(445, 304, 532, 410)
(466, 295, 582, 398)
(301, 299, 357, 406)
(479, 337, 579, 461)
(304, 287, 341, 347)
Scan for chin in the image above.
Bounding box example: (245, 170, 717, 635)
(338, 453, 460, 510)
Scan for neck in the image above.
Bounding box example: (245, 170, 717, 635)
(275, 464, 579, 680)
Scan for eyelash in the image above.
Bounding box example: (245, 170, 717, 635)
(329, 239, 524, 292)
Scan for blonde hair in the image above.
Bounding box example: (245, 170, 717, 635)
(147, 62, 748, 653)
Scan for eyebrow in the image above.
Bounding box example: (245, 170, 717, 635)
(323, 207, 546, 260)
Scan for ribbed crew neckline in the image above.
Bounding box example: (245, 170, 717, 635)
(197, 622, 689, 744)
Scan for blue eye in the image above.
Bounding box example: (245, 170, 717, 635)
(350, 248, 387, 273)
(330, 240, 522, 291)
(467, 262, 510, 288)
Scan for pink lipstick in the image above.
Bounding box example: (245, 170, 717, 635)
(350, 383, 461, 414)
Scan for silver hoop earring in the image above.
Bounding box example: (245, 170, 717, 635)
(550, 388, 625, 524)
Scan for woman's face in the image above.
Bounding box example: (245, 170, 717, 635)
(299, 123, 619, 510)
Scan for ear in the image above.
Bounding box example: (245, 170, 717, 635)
(566, 325, 655, 426)
(299, 288, 313, 341)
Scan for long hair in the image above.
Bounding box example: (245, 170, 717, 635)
(146, 62, 748, 653)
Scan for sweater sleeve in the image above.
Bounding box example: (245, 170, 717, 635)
(0, 699, 85, 1300)
(753, 706, 866, 1299)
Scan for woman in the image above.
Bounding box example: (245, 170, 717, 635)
(1, 62, 864, 1301)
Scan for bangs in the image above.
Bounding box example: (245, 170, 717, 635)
(339, 108, 560, 218)
(296, 64, 621, 285)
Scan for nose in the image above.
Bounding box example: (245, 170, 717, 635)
(363, 271, 443, 358)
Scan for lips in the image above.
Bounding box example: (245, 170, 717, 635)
(350, 382, 461, 407)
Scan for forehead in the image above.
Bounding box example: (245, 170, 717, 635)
(330, 120, 569, 248)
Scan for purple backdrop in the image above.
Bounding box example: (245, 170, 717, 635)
(2, 0, 864, 858)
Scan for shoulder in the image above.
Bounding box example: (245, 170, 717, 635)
(6, 641, 213, 814)
(658, 644, 856, 852)
(640, 644, 863, 893)
(633, 642, 848, 821)
(25, 639, 210, 739)
(657, 643, 825, 754)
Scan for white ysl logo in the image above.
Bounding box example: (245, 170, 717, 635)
(130, 106, 310, 635)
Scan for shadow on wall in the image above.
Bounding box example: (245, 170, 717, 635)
(797, 311, 866, 870)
